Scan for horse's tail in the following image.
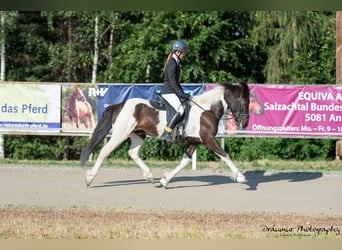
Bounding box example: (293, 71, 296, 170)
(80, 105, 116, 166)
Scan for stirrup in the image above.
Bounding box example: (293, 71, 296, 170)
(160, 132, 174, 143)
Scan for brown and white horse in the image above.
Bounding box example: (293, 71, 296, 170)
(81, 81, 250, 188)
(67, 88, 94, 128)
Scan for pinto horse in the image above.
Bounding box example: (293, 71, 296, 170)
(81, 81, 250, 188)
(67, 88, 94, 128)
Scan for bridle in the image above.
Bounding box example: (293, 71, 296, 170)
(226, 95, 249, 123)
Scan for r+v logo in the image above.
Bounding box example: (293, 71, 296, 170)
(88, 87, 109, 97)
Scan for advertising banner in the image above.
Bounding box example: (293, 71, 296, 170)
(61, 84, 205, 133)
(61, 84, 98, 133)
(215, 84, 342, 138)
(97, 84, 206, 119)
(6, 82, 339, 138)
(0, 83, 61, 132)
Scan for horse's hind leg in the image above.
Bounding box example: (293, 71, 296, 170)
(128, 133, 154, 183)
(85, 135, 127, 187)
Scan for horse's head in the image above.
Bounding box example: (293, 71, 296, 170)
(72, 88, 86, 101)
(223, 81, 250, 129)
(249, 91, 264, 115)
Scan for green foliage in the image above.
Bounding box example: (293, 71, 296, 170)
(4, 135, 65, 160)
(140, 137, 185, 160)
(2, 11, 335, 84)
(249, 11, 335, 84)
(223, 137, 335, 161)
(101, 11, 264, 84)
(4, 135, 336, 161)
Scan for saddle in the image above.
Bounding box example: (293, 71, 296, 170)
(149, 94, 191, 142)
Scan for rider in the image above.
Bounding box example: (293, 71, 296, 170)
(159, 39, 191, 143)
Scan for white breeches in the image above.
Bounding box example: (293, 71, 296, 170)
(162, 93, 185, 115)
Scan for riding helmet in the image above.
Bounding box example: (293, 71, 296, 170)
(171, 40, 189, 53)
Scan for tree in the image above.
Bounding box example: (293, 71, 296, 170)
(0, 11, 17, 159)
(249, 11, 335, 84)
(0, 12, 5, 82)
(0, 11, 5, 159)
(101, 11, 263, 84)
(3, 11, 335, 85)
(91, 15, 99, 83)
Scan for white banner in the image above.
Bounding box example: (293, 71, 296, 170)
(0, 83, 61, 132)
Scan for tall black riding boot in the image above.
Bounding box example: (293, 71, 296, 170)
(160, 112, 182, 143)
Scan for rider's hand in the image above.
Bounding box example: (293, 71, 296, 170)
(185, 93, 192, 100)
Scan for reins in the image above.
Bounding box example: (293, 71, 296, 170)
(188, 98, 222, 119)
(189, 93, 249, 122)
(188, 98, 206, 112)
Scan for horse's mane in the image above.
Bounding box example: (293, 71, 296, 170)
(191, 84, 225, 107)
(191, 81, 249, 109)
(193, 82, 241, 107)
(193, 81, 249, 101)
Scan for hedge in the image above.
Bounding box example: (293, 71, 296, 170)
(3, 135, 336, 161)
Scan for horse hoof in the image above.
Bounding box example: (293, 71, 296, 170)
(159, 177, 168, 188)
(85, 178, 92, 187)
(144, 172, 155, 184)
(85, 171, 95, 187)
(147, 176, 155, 184)
(236, 172, 247, 183)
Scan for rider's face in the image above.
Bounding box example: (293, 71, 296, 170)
(175, 50, 187, 59)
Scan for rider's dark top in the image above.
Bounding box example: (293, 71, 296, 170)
(160, 56, 188, 99)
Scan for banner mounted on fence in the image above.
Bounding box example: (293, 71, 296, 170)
(215, 84, 342, 138)
(61, 84, 98, 133)
(97, 84, 206, 119)
(3, 82, 341, 138)
(0, 83, 61, 133)
(61, 84, 205, 133)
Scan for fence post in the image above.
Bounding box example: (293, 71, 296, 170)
(192, 149, 197, 170)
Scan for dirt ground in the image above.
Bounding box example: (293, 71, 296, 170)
(0, 164, 341, 216)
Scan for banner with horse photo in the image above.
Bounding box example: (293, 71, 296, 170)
(0, 83, 61, 133)
(97, 84, 206, 120)
(214, 84, 342, 138)
(61, 84, 98, 133)
(61, 84, 205, 134)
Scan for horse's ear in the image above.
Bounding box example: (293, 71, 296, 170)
(239, 81, 250, 96)
(239, 81, 248, 86)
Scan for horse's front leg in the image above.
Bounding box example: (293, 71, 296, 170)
(203, 136, 247, 183)
(159, 154, 191, 188)
(88, 114, 94, 128)
(76, 116, 80, 128)
(81, 116, 89, 128)
(218, 154, 247, 183)
(128, 133, 154, 183)
(160, 144, 198, 188)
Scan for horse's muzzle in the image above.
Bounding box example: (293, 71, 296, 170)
(238, 116, 249, 129)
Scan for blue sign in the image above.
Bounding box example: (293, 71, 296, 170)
(97, 84, 205, 119)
